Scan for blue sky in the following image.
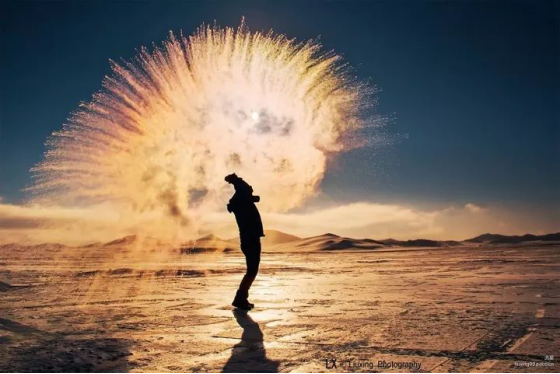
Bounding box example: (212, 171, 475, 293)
(1, 1, 558, 220)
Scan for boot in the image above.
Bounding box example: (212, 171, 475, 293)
(232, 290, 254, 310)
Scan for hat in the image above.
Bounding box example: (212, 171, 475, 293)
(224, 173, 239, 183)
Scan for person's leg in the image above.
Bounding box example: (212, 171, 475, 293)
(239, 241, 261, 294)
(234, 237, 261, 305)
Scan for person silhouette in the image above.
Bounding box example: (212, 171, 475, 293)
(225, 173, 264, 310)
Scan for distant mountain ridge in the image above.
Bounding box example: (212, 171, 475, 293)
(267, 233, 463, 252)
(2, 231, 558, 253)
(227, 229, 302, 247)
(465, 232, 560, 244)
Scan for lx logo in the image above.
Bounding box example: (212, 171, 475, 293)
(325, 358, 337, 369)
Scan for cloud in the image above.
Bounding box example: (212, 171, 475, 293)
(464, 203, 484, 213)
(0, 203, 154, 245)
(203, 201, 560, 241)
(265, 203, 441, 239)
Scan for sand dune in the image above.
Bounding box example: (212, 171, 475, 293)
(2, 231, 558, 255)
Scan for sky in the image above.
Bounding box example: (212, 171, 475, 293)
(0, 1, 558, 242)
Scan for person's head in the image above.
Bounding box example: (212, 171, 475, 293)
(225, 173, 239, 184)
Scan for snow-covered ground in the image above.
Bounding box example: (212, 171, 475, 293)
(1, 243, 558, 372)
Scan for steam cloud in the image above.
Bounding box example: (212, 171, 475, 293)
(28, 21, 371, 242)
